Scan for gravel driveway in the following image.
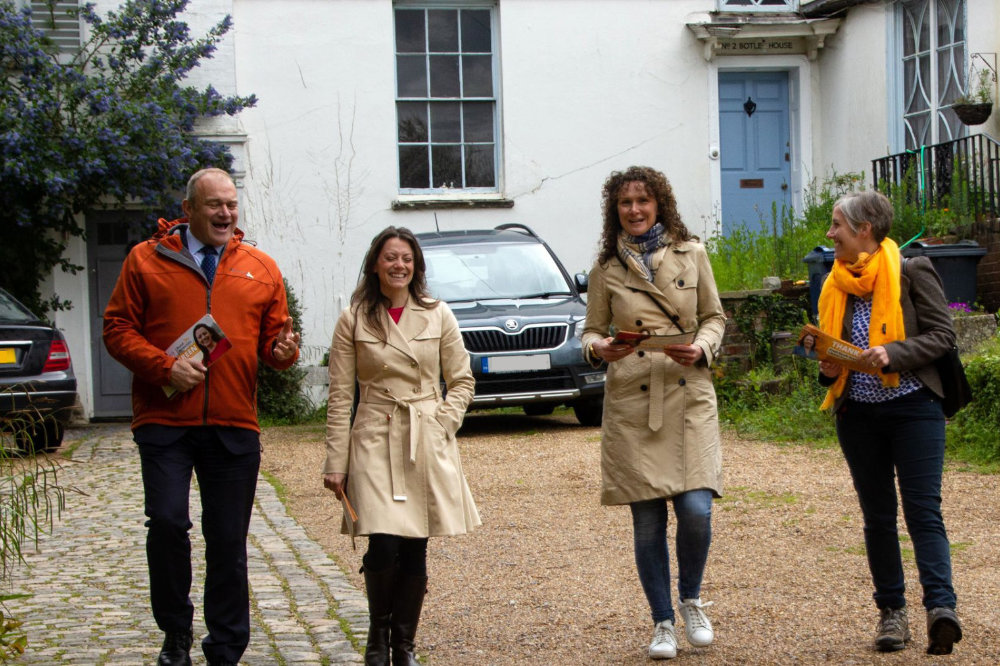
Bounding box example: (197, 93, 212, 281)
(261, 412, 1000, 665)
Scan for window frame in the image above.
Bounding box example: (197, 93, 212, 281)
(716, 0, 799, 13)
(890, 0, 967, 152)
(393, 1, 502, 199)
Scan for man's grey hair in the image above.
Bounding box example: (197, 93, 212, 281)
(185, 168, 236, 203)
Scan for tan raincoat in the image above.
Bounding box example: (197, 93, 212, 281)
(582, 240, 726, 505)
(324, 299, 479, 537)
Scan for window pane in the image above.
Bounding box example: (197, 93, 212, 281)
(400, 145, 429, 189)
(395, 10, 425, 53)
(462, 55, 493, 97)
(397, 55, 427, 97)
(465, 145, 495, 187)
(432, 145, 462, 188)
(428, 10, 457, 52)
(463, 102, 493, 142)
(430, 55, 460, 97)
(398, 102, 428, 142)
(461, 10, 491, 52)
(430, 102, 461, 142)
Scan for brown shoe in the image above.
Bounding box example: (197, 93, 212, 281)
(927, 607, 962, 655)
(875, 607, 910, 652)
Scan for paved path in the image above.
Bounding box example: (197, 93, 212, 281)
(7, 424, 368, 665)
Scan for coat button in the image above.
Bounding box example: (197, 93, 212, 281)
(382, 364, 388, 370)
(679, 378, 686, 386)
(383, 387, 391, 393)
(677, 279, 685, 287)
(635, 319, 643, 327)
(412, 387, 419, 393)
(411, 361, 417, 367)
(637, 351, 645, 358)
(640, 384, 648, 391)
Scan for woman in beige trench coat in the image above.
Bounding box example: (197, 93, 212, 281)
(582, 166, 726, 661)
(323, 227, 479, 666)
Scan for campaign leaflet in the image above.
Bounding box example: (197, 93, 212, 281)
(162, 314, 232, 397)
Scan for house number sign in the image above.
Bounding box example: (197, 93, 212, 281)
(717, 37, 805, 56)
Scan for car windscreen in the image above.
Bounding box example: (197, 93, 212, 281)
(423, 242, 573, 302)
(0, 290, 38, 324)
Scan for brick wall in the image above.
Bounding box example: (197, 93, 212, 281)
(970, 224, 1000, 312)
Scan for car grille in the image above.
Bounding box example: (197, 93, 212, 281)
(473, 369, 576, 395)
(461, 324, 568, 353)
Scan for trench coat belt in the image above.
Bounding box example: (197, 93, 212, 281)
(361, 387, 441, 502)
(648, 353, 665, 431)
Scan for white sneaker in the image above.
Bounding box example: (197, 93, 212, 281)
(649, 619, 677, 659)
(678, 598, 714, 647)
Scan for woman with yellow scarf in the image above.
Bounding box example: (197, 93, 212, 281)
(817, 191, 962, 656)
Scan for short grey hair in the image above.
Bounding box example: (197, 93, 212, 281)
(185, 168, 235, 203)
(833, 190, 894, 242)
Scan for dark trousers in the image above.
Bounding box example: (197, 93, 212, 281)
(364, 533, 429, 575)
(137, 426, 260, 664)
(836, 389, 956, 611)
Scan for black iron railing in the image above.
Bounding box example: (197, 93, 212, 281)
(872, 133, 1000, 228)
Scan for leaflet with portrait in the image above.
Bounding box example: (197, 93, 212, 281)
(162, 313, 232, 397)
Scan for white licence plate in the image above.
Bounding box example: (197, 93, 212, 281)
(481, 354, 550, 373)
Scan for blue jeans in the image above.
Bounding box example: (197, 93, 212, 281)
(836, 389, 956, 611)
(630, 490, 713, 624)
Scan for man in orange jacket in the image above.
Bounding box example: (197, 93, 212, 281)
(104, 168, 300, 666)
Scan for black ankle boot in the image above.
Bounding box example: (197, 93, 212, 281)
(157, 628, 193, 666)
(364, 566, 398, 666)
(390, 574, 428, 666)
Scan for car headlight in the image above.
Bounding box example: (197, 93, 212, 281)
(571, 315, 586, 341)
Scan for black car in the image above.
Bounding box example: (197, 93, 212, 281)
(417, 223, 605, 425)
(0, 288, 78, 453)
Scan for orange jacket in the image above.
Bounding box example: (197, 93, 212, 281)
(103, 218, 297, 432)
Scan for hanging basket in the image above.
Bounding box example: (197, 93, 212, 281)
(953, 103, 993, 126)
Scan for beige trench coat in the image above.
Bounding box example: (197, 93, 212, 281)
(582, 240, 727, 505)
(324, 300, 480, 538)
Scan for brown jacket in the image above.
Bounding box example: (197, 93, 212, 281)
(823, 255, 955, 411)
(582, 240, 727, 505)
(324, 299, 479, 538)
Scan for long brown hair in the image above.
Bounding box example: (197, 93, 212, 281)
(351, 226, 436, 341)
(596, 166, 691, 264)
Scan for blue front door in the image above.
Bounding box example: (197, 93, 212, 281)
(719, 71, 791, 235)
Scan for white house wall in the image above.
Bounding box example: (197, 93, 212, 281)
(64, 0, 945, 417)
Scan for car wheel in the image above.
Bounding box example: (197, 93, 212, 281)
(573, 398, 603, 427)
(523, 403, 556, 416)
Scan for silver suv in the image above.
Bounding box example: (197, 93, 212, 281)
(417, 224, 605, 426)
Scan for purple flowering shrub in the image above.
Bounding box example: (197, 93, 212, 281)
(0, 0, 256, 315)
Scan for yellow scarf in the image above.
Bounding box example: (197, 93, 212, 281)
(818, 237, 905, 410)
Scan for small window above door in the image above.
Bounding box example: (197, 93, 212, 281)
(718, 0, 800, 12)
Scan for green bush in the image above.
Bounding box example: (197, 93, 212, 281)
(945, 338, 1000, 468)
(707, 171, 862, 291)
(257, 279, 313, 425)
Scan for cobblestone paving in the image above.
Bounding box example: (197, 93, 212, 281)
(7, 424, 368, 665)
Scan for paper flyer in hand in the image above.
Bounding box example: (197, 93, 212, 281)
(162, 314, 232, 397)
(795, 324, 879, 375)
(612, 330, 696, 351)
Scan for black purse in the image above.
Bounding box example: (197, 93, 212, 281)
(902, 258, 972, 418)
(934, 346, 972, 418)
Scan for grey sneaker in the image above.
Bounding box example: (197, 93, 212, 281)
(648, 619, 677, 659)
(678, 598, 714, 647)
(875, 606, 910, 652)
(927, 607, 962, 655)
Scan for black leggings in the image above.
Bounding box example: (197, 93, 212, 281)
(363, 534, 429, 576)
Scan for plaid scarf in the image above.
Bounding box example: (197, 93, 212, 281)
(617, 223, 669, 282)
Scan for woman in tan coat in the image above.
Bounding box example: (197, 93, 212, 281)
(582, 166, 726, 660)
(323, 227, 479, 666)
